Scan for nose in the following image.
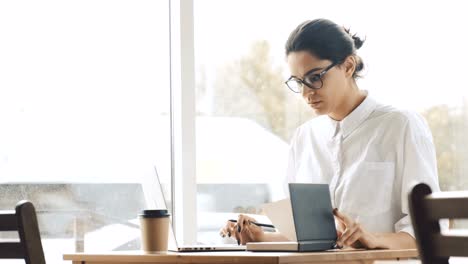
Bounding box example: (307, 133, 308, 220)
(301, 85, 315, 98)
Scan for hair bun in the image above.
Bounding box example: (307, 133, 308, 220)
(352, 34, 364, 50)
(344, 27, 365, 50)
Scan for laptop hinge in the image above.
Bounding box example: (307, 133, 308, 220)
(298, 240, 336, 252)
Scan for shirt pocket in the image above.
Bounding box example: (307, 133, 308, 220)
(343, 161, 395, 216)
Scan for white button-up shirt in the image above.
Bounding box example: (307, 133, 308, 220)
(285, 94, 442, 237)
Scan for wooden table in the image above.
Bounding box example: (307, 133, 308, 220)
(63, 249, 419, 264)
(374, 261, 420, 264)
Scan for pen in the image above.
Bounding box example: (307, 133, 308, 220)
(228, 219, 275, 229)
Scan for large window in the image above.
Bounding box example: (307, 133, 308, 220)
(2, 0, 468, 258)
(0, 1, 171, 263)
(194, 0, 468, 243)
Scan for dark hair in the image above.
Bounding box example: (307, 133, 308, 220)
(285, 18, 365, 78)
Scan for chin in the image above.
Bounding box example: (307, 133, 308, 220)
(312, 107, 328, 116)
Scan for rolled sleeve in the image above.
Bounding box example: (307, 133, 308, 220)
(394, 214, 415, 238)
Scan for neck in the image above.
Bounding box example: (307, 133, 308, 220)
(328, 82, 366, 121)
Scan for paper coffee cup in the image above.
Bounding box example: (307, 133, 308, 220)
(139, 209, 170, 253)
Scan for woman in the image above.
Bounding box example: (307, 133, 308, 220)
(220, 18, 442, 249)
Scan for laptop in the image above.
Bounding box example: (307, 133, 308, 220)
(246, 183, 337, 252)
(167, 227, 245, 252)
(151, 166, 246, 252)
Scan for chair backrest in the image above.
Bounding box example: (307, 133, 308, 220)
(409, 183, 468, 264)
(0, 200, 46, 264)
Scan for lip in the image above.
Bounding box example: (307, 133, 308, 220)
(309, 101, 322, 108)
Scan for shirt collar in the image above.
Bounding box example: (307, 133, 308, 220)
(327, 92, 377, 139)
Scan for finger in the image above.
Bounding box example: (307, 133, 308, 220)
(237, 214, 256, 233)
(226, 221, 236, 229)
(221, 220, 236, 237)
(342, 228, 362, 247)
(240, 221, 256, 245)
(219, 228, 227, 238)
(233, 225, 241, 245)
(336, 229, 343, 238)
(229, 225, 237, 237)
(239, 229, 246, 245)
(237, 214, 246, 233)
(333, 209, 355, 227)
(333, 212, 346, 226)
(334, 216, 346, 236)
(239, 216, 252, 245)
(337, 224, 359, 246)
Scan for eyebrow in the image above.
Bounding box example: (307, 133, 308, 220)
(290, 67, 323, 79)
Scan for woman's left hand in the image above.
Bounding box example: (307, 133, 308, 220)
(333, 209, 381, 249)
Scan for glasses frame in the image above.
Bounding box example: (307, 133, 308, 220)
(285, 62, 339, 93)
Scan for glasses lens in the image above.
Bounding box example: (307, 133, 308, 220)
(286, 79, 302, 93)
(304, 74, 323, 89)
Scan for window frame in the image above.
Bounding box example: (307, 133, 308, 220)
(170, 0, 197, 244)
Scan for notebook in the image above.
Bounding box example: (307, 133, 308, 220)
(151, 166, 245, 252)
(246, 183, 337, 252)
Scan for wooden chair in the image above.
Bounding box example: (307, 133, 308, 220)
(409, 183, 468, 264)
(0, 200, 46, 264)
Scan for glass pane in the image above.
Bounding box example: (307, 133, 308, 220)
(194, 0, 468, 243)
(0, 1, 171, 263)
(194, 0, 312, 244)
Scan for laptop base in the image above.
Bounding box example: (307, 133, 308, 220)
(169, 244, 246, 252)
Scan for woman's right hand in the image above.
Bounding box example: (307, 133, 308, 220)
(219, 214, 265, 245)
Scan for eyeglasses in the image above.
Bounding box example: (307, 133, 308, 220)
(285, 62, 338, 93)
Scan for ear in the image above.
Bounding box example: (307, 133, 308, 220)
(343, 55, 356, 78)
